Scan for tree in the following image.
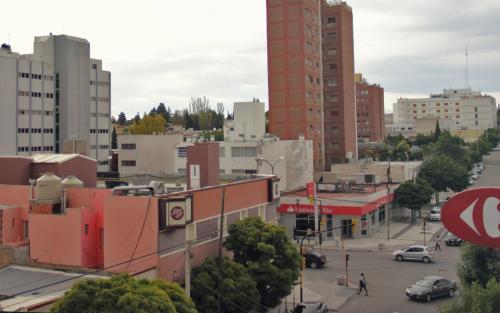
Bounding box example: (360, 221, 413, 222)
(156, 103, 171, 123)
(149, 107, 158, 116)
(111, 127, 118, 149)
(128, 114, 166, 134)
(394, 179, 432, 223)
(133, 113, 141, 123)
(223, 217, 301, 309)
(434, 120, 442, 140)
(457, 244, 500, 288)
(418, 155, 468, 203)
(414, 133, 435, 147)
(118, 112, 127, 126)
(440, 279, 500, 313)
(111, 115, 117, 124)
(191, 257, 260, 313)
(51, 274, 196, 313)
(395, 140, 410, 161)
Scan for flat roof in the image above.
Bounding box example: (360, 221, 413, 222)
(32, 154, 96, 164)
(0, 265, 106, 311)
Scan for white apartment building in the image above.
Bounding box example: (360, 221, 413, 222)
(393, 88, 497, 133)
(0, 35, 111, 172)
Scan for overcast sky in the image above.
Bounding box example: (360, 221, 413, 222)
(2, 0, 499, 118)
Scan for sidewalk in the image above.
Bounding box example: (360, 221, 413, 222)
(301, 221, 444, 252)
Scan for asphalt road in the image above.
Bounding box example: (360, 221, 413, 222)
(307, 149, 500, 313)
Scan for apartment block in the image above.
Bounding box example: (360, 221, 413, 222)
(0, 35, 111, 172)
(355, 74, 385, 142)
(393, 88, 497, 134)
(266, 0, 358, 172)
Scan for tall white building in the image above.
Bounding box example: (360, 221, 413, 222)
(393, 88, 497, 132)
(0, 35, 111, 172)
(224, 100, 265, 142)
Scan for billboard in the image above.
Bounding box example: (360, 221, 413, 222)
(441, 188, 500, 248)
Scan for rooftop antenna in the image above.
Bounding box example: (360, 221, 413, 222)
(465, 46, 468, 89)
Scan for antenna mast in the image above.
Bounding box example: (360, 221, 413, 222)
(465, 45, 469, 89)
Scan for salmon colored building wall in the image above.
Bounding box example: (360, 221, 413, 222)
(29, 209, 83, 266)
(104, 196, 158, 274)
(0, 157, 32, 185)
(1, 207, 28, 246)
(0, 185, 31, 209)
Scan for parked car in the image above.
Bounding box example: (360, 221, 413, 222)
(445, 232, 463, 246)
(472, 173, 479, 180)
(429, 208, 441, 221)
(303, 251, 327, 269)
(393, 245, 433, 263)
(469, 178, 474, 185)
(293, 302, 328, 313)
(405, 276, 457, 302)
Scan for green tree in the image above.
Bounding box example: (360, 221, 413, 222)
(224, 217, 301, 309)
(395, 140, 411, 161)
(440, 279, 500, 313)
(434, 120, 442, 140)
(111, 127, 117, 149)
(457, 244, 500, 287)
(394, 179, 432, 223)
(156, 103, 171, 123)
(51, 274, 196, 313)
(118, 112, 127, 126)
(129, 114, 166, 135)
(414, 133, 435, 147)
(191, 257, 260, 313)
(419, 155, 468, 203)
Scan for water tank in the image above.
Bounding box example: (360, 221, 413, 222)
(62, 176, 84, 189)
(36, 173, 62, 201)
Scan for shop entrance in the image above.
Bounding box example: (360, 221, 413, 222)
(342, 219, 353, 238)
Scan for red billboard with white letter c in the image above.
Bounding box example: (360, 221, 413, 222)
(441, 188, 500, 248)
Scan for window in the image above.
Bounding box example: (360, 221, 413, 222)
(474, 107, 478, 112)
(329, 95, 338, 102)
(121, 160, 136, 167)
(121, 143, 136, 150)
(231, 147, 257, 157)
(475, 121, 478, 126)
(327, 32, 337, 39)
(327, 48, 337, 55)
(327, 17, 336, 24)
(84, 224, 89, 234)
(328, 63, 337, 71)
(92, 64, 97, 70)
(178, 147, 188, 157)
(328, 80, 337, 87)
(178, 168, 187, 174)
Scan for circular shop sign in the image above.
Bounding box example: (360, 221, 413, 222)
(170, 206, 185, 220)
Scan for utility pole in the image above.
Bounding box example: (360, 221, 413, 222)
(313, 181, 319, 244)
(423, 221, 426, 246)
(387, 159, 391, 241)
(217, 188, 226, 313)
(185, 240, 192, 297)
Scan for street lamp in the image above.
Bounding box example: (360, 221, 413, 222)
(256, 156, 284, 175)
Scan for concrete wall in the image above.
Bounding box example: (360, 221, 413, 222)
(225, 101, 265, 141)
(1, 207, 28, 245)
(118, 134, 184, 176)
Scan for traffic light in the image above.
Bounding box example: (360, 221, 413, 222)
(345, 254, 350, 267)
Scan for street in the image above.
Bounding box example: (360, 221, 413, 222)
(302, 149, 500, 313)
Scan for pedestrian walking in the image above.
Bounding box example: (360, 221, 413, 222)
(356, 273, 368, 296)
(435, 235, 442, 251)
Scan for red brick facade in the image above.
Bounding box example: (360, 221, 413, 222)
(356, 79, 385, 142)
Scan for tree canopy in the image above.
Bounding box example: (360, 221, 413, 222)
(394, 178, 432, 223)
(191, 257, 260, 313)
(51, 274, 197, 313)
(418, 155, 468, 202)
(457, 244, 500, 288)
(117, 112, 127, 126)
(128, 114, 166, 135)
(223, 217, 300, 309)
(440, 279, 500, 313)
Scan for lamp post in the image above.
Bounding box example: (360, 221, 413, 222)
(256, 156, 284, 175)
(386, 159, 392, 241)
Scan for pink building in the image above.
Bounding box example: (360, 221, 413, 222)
(0, 176, 280, 282)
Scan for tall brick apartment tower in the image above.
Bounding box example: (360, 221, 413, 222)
(267, 0, 357, 172)
(355, 74, 385, 142)
(266, 0, 325, 172)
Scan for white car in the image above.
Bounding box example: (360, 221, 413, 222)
(471, 173, 479, 180)
(429, 208, 441, 221)
(393, 245, 433, 263)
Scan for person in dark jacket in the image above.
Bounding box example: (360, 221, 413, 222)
(356, 273, 368, 296)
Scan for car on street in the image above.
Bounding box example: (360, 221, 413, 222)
(429, 207, 441, 221)
(393, 245, 433, 263)
(471, 173, 479, 180)
(405, 276, 457, 302)
(303, 250, 327, 269)
(445, 232, 463, 246)
(292, 302, 328, 313)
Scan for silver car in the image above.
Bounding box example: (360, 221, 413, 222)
(393, 245, 433, 263)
